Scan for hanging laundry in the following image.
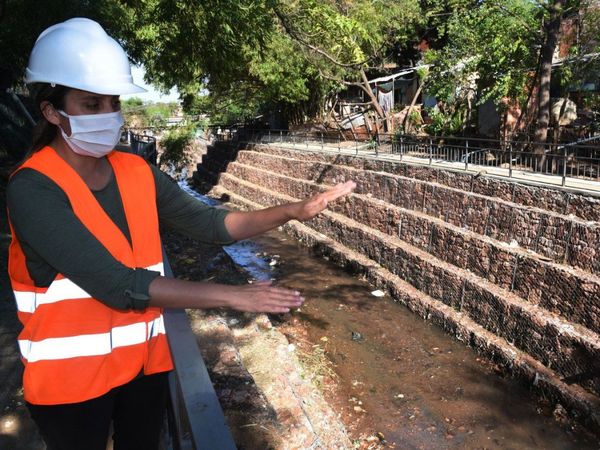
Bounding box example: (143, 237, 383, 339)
(377, 87, 394, 114)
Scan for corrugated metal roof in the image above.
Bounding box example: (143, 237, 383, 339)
(368, 65, 429, 84)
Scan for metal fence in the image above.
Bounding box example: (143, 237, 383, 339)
(213, 127, 600, 188)
(129, 132, 158, 165)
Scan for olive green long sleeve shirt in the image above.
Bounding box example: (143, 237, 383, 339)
(7, 159, 232, 310)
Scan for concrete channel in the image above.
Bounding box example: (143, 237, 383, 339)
(179, 178, 599, 448)
(194, 139, 600, 443)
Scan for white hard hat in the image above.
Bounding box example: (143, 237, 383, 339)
(25, 18, 146, 95)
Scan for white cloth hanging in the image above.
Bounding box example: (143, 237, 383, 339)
(377, 88, 394, 114)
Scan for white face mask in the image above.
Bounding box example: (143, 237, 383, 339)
(58, 110, 124, 158)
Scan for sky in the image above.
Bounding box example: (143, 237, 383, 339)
(121, 66, 180, 103)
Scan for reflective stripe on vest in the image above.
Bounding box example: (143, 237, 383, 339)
(13, 262, 165, 314)
(8, 147, 173, 405)
(19, 315, 166, 363)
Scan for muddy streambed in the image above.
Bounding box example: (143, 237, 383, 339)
(238, 230, 597, 450)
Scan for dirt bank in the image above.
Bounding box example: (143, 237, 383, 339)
(163, 227, 353, 449)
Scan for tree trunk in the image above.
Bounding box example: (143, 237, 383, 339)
(533, 0, 564, 169)
(324, 97, 338, 128)
(359, 69, 386, 123)
(402, 80, 423, 133)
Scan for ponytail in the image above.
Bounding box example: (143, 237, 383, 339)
(29, 83, 70, 153)
(10, 83, 70, 174)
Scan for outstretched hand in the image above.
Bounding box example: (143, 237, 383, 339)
(291, 180, 356, 222)
(232, 280, 304, 313)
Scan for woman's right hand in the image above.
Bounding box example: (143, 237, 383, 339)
(149, 276, 304, 314)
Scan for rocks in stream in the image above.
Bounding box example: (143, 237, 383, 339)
(351, 331, 364, 342)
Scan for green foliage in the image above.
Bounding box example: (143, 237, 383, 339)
(425, 0, 540, 108)
(2, 0, 421, 126)
(5, 0, 597, 136)
(104, 0, 277, 97)
(275, 0, 421, 76)
(425, 106, 464, 136)
(159, 125, 195, 171)
(247, 32, 313, 105)
(182, 89, 261, 125)
(121, 98, 178, 128)
(408, 109, 422, 125)
(122, 97, 143, 109)
(171, 0, 423, 124)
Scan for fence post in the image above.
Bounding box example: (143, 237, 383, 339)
(321, 132, 324, 150)
(465, 139, 469, 171)
(400, 135, 403, 161)
(562, 145, 567, 187)
(509, 144, 513, 179)
(280, 130, 283, 143)
(429, 137, 433, 165)
(338, 135, 341, 152)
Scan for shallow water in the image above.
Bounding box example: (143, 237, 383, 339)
(247, 230, 598, 450)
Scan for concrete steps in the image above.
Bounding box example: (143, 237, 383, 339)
(216, 170, 600, 396)
(194, 143, 600, 430)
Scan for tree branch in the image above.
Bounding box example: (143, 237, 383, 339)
(273, 6, 377, 70)
(318, 69, 370, 96)
(488, 1, 539, 35)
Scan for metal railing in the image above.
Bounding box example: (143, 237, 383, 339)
(211, 127, 600, 189)
(129, 132, 158, 165)
(162, 252, 237, 450)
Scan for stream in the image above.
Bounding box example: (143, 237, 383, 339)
(181, 181, 598, 449)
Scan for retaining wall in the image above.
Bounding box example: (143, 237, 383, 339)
(194, 142, 600, 432)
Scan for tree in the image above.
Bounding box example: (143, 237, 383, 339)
(423, 0, 598, 143)
(423, 0, 541, 135)
(536, 1, 600, 140)
(533, 0, 566, 158)
(122, 99, 179, 128)
(6, 0, 594, 136)
(272, 0, 422, 130)
(0, 1, 426, 130)
(102, 1, 423, 128)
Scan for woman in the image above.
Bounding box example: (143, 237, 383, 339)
(7, 18, 355, 450)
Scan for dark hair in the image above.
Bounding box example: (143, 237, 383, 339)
(30, 83, 70, 152)
(9, 83, 71, 175)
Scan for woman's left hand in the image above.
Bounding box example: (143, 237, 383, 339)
(290, 180, 356, 222)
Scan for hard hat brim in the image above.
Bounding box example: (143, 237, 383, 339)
(26, 69, 148, 96)
(82, 82, 148, 96)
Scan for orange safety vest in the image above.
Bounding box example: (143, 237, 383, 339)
(8, 146, 173, 405)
